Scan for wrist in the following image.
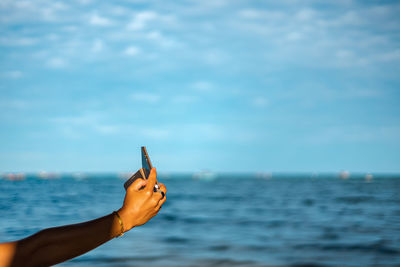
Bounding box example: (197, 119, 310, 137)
(117, 207, 135, 232)
(113, 211, 125, 237)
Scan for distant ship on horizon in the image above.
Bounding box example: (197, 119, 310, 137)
(192, 170, 217, 180)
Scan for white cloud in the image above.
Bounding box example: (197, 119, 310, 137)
(14, 1, 35, 9)
(50, 113, 123, 137)
(2, 70, 23, 79)
(286, 31, 303, 41)
(77, 0, 92, 5)
(283, 82, 383, 104)
(0, 99, 29, 109)
(91, 39, 104, 53)
(296, 8, 315, 21)
(192, 81, 214, 92)
(109, 5, 129, 16)
(239, 9, 263, 19)
(93, 124, 121, 135)
(89, 13, 112, 26)
(145, 31, 180, 48)
(0, 37, 38, 46)
(124, 45, 140, 56)
(50, 114, 97, 125)
(252, 97, 269, 108)
(238, 8, 285, 21)
(56, 125, 82, 139)
(336, 49, 353, 59)
(138, 127, 170, 140)
(127, 11, 157, 30)
(305, 125, 400, 145)
(46, 57, 67, 68)
(41, 2, 69, 21)
(126, 10, 178, 34)
(375, 49, 400, 62)
(203, 49, 227, 65)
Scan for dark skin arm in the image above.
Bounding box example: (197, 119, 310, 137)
(0, 168, 166, 267)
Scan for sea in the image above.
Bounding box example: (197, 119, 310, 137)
(1, 173, 399, 267)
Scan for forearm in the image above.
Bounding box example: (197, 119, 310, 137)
(0, 169, 166, 267)
(11, 212, 122, 267)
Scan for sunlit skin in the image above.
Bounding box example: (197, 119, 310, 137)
(0, 168, 166, 267)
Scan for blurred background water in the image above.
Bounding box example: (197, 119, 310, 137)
(1, 173, 399, 267)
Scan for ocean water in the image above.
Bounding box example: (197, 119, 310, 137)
(1, 173, 399, 267)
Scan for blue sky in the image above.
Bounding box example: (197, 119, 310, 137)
(1, 0, 399, 173)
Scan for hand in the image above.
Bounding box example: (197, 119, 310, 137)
(117, 168, 167, 231)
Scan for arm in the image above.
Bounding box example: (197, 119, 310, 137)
(0, 168, 166, 267)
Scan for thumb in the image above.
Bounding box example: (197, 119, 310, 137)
(146, 168, 157, 192)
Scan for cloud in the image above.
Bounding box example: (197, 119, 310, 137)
(191, 81, 214, 92)
(252, 97, 269, 108)
(76, 0, 92, 5)
(1, 0, 400, 172)
(91, 39, 104, 52)
(305, 126, 400, 145)
(41, 2, 69, 22)
(238, 8, 285, 20)
(126, 10, 178, 36)
(296, 8, 316, 21)
(282, 82, 383, 105)
(93, 124, 121, 135)
(50, 114, 97, 125)
(145, 31, 179, 48)
(232, 4, 400, 71)
(375, 49, 400, 63)
(2, 70, 23, 79)
(0, 99, 29, 109)
(127, 11, 158, 30)
(238, 9, 263, 19)
(49, 113, 123, 137)
(89, 13, 112, 26)
(0, 36, 38, 46)
(202, 49, 228, 65)
(138, 127, 170, 140)
(124, 45, 140, 56)
(46, 57, 67, 68)
(286, 31, 303, 41)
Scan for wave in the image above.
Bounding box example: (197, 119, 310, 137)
(335, 196, 376, 204)
(293, 242, 399, 255)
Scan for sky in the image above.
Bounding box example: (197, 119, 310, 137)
(1, 0, 399, 173)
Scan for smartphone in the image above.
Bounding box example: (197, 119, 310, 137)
(124, 146, 159, 191)
(141, 146, 152, 178)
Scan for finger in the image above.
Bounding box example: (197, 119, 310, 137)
(158, 183, 167, 194)
(145, 168, 157, 192)
(156, 183, 166, 200)
(129, 178, 147, 191)
(155, 196, 166, 211)
(153, 190, 165, 202)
